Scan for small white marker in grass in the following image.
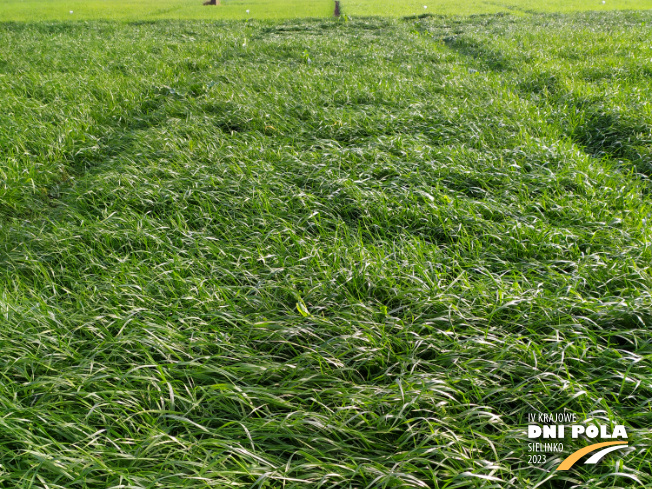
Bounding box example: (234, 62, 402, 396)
(246, 9, 250, 13)
(69, 10, 73, 14)
(424, 5, 427, 8)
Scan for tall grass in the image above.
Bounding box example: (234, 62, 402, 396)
(0, 11, 651, 488)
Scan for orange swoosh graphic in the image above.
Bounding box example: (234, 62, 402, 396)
(556, 441, 628, 470)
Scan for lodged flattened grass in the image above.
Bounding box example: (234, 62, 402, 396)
(1, 11, 652, 489)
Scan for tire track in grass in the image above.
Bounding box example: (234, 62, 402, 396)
(419, 12, 652, 182)
(0, 20, 253, 221)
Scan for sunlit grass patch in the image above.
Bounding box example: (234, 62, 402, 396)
(0, 0, 650, 21)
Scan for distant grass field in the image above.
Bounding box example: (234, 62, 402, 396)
(0, 0, 650, 21)
(0, 0, 331, 21)
(2, 9, 652, 489)
(347, 0, 652, 17)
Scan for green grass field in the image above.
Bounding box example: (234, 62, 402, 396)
(0, 0, 650, 20)
(2, 3, 652, 489)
